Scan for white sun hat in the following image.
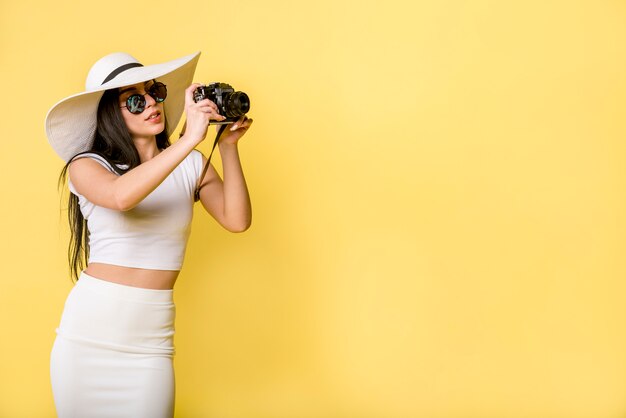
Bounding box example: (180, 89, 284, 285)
(45, 51, 201, 162)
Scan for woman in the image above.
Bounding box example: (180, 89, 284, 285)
(45, 51, 252, 417)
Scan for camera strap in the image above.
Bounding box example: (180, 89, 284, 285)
(194, 124, 228, 202)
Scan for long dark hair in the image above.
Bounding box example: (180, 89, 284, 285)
(58, 88, 171, 281)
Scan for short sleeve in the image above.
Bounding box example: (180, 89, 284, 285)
(67, 153, 121, 218)
(70, 153, 119, 174)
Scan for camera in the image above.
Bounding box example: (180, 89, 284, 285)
(193, 82, 250, 124)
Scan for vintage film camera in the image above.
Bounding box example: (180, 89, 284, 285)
(193, 82, 250, 124)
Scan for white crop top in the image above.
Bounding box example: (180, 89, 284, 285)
(68, 150, 204, 271)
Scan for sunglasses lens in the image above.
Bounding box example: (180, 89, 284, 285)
(150, 82, 167, 103)
(126, 94, 146, 114)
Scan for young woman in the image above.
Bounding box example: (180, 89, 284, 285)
(45, 51, 252, 417)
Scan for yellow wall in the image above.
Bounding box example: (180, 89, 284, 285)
(1, 0, 625, 416)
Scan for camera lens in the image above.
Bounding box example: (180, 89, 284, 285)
(223, 91, 250, 118)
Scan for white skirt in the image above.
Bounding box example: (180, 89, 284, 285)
(50, 272, 176, 418)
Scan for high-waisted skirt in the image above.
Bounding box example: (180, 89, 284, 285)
(50, 272, 176, 418)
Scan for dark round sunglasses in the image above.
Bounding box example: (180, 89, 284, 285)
(121, 82, 168, 114)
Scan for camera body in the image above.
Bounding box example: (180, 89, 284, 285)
(193, 82, 250, 124)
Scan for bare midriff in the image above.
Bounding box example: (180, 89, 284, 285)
(84, 263, 179, 290)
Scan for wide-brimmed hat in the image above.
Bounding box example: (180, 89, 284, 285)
(45, 51, 201, 162)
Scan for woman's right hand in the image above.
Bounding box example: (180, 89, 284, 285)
(181, 83, 226, 144)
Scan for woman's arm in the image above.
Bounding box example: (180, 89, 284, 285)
(69, 84, 224, 211)
(198, 117, 253, 232)
(70, 137, 198, 211)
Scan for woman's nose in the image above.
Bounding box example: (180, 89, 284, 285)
(144, 92, 157, 107)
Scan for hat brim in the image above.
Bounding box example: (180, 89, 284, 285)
(45, 52, 201, 162)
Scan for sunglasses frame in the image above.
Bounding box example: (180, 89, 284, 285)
(120, 81, 168, 114)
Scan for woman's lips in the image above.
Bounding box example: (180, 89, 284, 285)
(146, 112, 162, 123)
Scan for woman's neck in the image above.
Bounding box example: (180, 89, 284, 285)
(133, 136, 160, 163)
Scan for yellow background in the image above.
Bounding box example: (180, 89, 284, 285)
(1, 0, 626, 417)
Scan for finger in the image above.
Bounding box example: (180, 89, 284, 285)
(239, 117, 252, 128)
(194, 105, 225, 121)
(207, 100, 219, 113)
(205, 108, 226, 121)
(185, 83, 203, 106)
(229, 116, 247, 131)
(240, 118, 253, 130)
(195, 102, 216, 112)
(193, 100, 221, 116)
(193, 98, 213, 109)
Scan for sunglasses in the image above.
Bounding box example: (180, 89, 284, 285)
(120, 82, 168, 114)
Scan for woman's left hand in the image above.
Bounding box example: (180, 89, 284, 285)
(218, 116, 253, 145)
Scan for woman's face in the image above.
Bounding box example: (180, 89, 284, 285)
(118, 80, 166, 140)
